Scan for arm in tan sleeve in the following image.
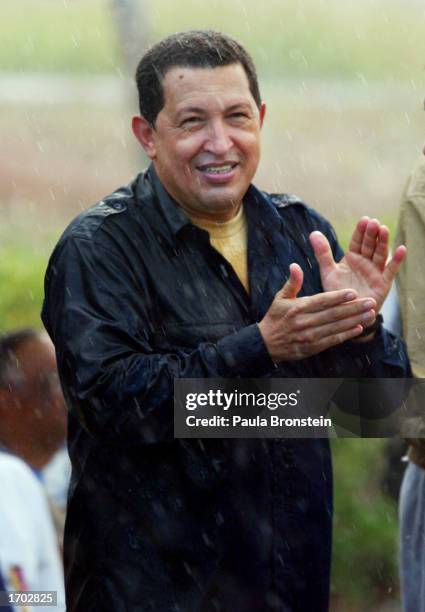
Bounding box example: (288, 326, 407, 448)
(395, 157, 425, 378)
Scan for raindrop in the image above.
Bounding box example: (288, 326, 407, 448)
(183, 561, 192, 576)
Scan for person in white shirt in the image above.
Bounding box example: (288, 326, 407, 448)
(0, 451, 65, 612)
(0, 329, 69, 547)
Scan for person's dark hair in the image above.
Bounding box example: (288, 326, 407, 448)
(135, 30, 262, 126)
(0, 329, 38, 388)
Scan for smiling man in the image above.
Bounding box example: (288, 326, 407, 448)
(42, 30, 410, 612)
(132, 61, 265, 223)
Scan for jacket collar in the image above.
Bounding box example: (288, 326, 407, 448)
(140, 163, 283, 247)
(145, 164, 191, 239)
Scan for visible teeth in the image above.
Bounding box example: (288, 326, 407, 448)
(202, 165, 233, 174)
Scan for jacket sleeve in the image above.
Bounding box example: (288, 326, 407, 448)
(395, 190, 425, 377)
(394, 160, 425, 453)
(42, 236, 274, 446)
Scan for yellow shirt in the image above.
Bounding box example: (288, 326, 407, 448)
(187, 206, 249, 293)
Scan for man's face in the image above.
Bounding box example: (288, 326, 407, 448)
(133, 63, 266, 221)
(15, 335, 67, 455)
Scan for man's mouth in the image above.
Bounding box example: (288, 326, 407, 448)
(196, 162, 239, 182)
(198, 163, 237, 174)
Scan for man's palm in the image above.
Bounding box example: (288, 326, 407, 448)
(309, 217, 406, 312)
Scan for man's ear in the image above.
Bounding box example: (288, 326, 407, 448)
(132, 115, 157, 159)
(259, 102, 266, 128)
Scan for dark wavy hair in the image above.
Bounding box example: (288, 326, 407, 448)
(135, 30, 262, 126)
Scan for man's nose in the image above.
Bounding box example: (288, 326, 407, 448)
(204, 119, 233, 155)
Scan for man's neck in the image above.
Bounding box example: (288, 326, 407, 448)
(178, 202, 242, 224)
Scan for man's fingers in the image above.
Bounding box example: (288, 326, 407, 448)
(294, 323, 364, 360)
(349, 217, 389, 264)
(309, 231, 337, 277)
(349, 216, 369, 254)
(360, 218, 381, 259)
(372, 225, 389, 270)
(280, 263, 304, 299)
(295, 297, 376, 329)
(305, 309, 375, 341)
(383, 245, 407, 284)
(315, 325, 364, 352)
(297, 288, 358, 314)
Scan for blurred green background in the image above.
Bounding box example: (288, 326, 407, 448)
(2, 0, 423, 78)
(1, 1, 423, 609)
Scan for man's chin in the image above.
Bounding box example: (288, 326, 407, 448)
(200, 201, 242, 219)
(198, 189, 245, 213)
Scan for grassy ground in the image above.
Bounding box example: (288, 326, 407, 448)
(331, 439, 401, 608)
(0, 237, 48, 330)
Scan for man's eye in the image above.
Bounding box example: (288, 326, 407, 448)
(228, 113, 249, 122)
(181, 117, 202, 129)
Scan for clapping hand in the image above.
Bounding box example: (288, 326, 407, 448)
(258, 217, 406, 362)
(309, 217, 406, 313)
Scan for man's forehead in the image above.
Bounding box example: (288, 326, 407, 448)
(161, 63, 255, 110)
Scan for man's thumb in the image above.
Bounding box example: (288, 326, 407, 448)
(281, 263, 303, 299)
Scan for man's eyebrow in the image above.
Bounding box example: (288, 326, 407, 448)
(225, 102, 252, 112)
(174, 102, 253, 120)
(175, 106, 206, 120)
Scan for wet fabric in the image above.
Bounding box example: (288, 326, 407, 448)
(42, 165, 410, 612)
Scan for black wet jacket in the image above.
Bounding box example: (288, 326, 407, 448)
(42, 166, 410, 612)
